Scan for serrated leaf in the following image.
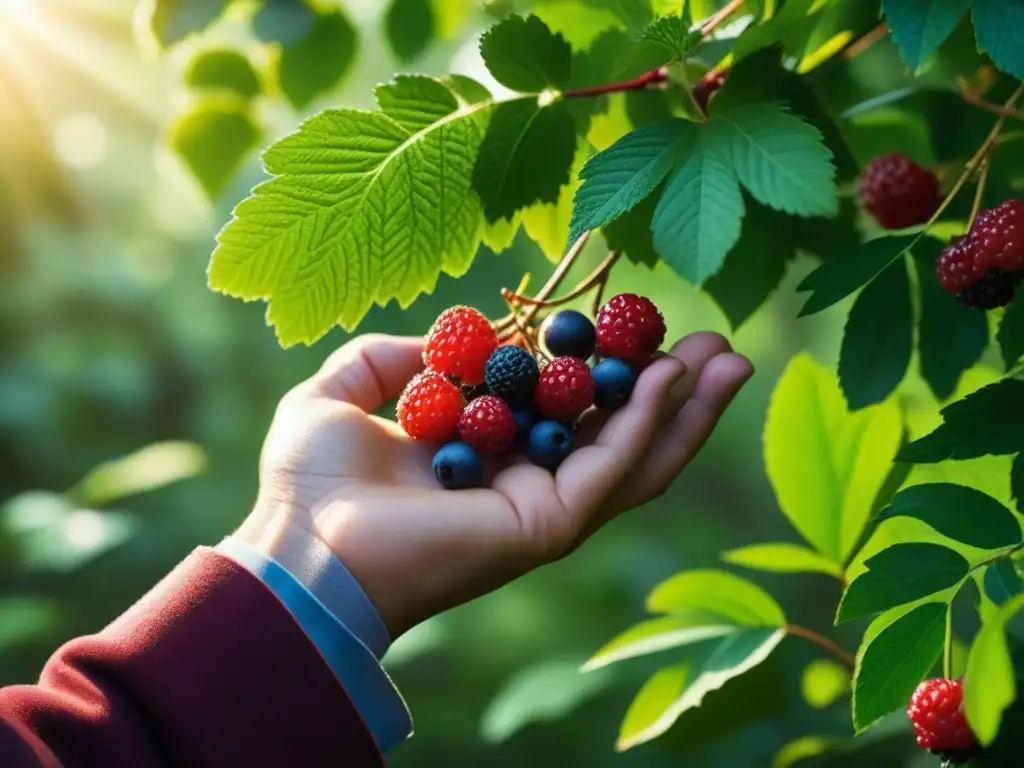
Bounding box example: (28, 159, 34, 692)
(985, 560, 1023, 606)
(853, 602, 946, 731)
(801, 659, 850, 710)
(837, 543, 968, 624)
(441, 74, 492, 105)
(481, 215, 520, 253)
(374, 76, 459, 133)
(647, 569, 787, 626)
(169, 98, 261, 199)
(972, 0, 1024, 80)
(209, 93, 490, 345)
(797, 235, 918, 317)
(730, 0, 818, 64)
(964, 594, 1024, 745)
(481, 657, 613, 743)
(480, 14, 572, 92)
(703, 208, 795, 329)
(765, 353, 903, 563)
(722, 543, 843, 577)
(914, 246, 989, 400)
(651, 129, 743, 285)
(639, 16, 702, 60)
(998, 300, 1024, 370)
(602, 188, 661, 267)
(882, 0, 971, 71)
(900, 379, 1024, 463)
(252, 0, 317, 46)
(276, 10, 358, 109)
(617, 628, 785, 750)
(472, 98, 577, 222)
(838, 257, 912, 410)
(569, 119, 693, 242)
(533, 1, 624, 50)
(385, 0, 435, 62)
(584, 615, 737, 671)
(145, 0, 229, 48)
(710, 100, 837, 217)
(877, 484, 1023, 550)
(521, 141, 588, 262)
(183, 49, 261, 99)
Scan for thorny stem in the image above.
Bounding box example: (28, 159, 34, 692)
(968, 158, 991, 227)
(785, 624, 856, 669)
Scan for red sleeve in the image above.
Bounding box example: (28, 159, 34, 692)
(0, 547, 384, 768)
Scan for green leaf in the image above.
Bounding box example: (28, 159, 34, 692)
(183, 49, 261, 99)
(638, 15, 703, 60)
(385, 0, 435, 62)
(709, 100, 837, 217)
(602, 188, 661, 268)
(853, 602, 947, 731)
(68, 441, 207, 507)
(373, 76, 459, 133)
(145, 0, 229, 48)
(252, 0, 317, 46)
(651, 129, 744, 285)
(703, 202, 797, 329)
(0, 598, 59, 651)
(1014, 454, 1024, 507)
(722, 543, 843, 577)
(837, 543, 968, 624)
(998, 299, 1024, 369)
(882, 0, 971, 71)
(900, 379, 1024, 463)
(838, 257, 913, 410)
(730, 0, 817, 64)
(772, 736, 837, 768)
(521, 141, 588, 262)
(876, 484, 1023, 550)
(764, 353, 904, 563)
(584, 615, 738, 671)
(801, 659, 850, 710)
(984, 560, 1023, 606)
(617, 628, 786, 750)
(569, 119, 692, 243)
(481, 656, 613, 743)
(964, 594, 1024, 745)
(797, 235, 919, 317)
(914, 246, 989, 400)
(533, 1, 624, 50)
(646, 569, 787, 626)
(480, 14, 572, 92)
(472, 98, 577, 222)
(441, 74, 492, 105)
(973, 0, 1024, 80)
(209, 88, 490, 345)
(276, 10, 359, 109)
(481, 215, 520, 253)
(169, 98, 262, 199)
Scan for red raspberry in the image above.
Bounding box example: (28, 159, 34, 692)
(968, 199, 1024, 271)
(692, 68, 728, 115)
(595, 293, 666, 366)
(458, 395, 515, 454)
(859, 154, 940, 230)
(534, 356, 595, 420)
(907, 678, 976, 753)
(397, 372, 464, 442)
(424, 306, 497, 386)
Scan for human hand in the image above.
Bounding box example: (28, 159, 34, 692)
(237, 332, 753, 638)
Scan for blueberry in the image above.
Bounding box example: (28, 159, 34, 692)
(527, 420, 573, 470)
(542, 309, 596, 360)
(592, 358, 638, 410)
(432, 441, 484, 490)
(512, 408, 538, 442)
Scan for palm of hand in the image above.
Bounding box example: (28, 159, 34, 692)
(252, 333, 752, 636)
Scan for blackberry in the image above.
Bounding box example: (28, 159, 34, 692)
(484, 345, 540, 405)
(957, 268, 1021, 309)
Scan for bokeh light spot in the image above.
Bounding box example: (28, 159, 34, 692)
(53, 112, 107, 170)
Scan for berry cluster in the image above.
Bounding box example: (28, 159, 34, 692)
(907, 678, 977, 766)
(936, 199, 1024, 308)
(396, 295, 666, 490)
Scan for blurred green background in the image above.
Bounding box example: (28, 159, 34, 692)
(0, 2, 956, 765)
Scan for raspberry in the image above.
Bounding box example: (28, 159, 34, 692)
(692, 68, 728, 115)
(595, 293, 666, 366)
(860, 154, 940, 230)
(936, 202, 1024, 308)
(542, 309, 596, 360)
(592, 358, 638, 410)
(484, 345, 539, 405)
(968, 198, 1024, 272)
(424, 306, 497, 386)
(527, 420, 573, 470)
(908, 678, 976, 759)
(534, 356, 595, 420)
(397, 372, 464, 442)
(432, 441, 484, 490)
(457, 395, 516, 454)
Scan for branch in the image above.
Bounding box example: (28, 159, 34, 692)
(700, 0, 746, 36)
(968, 158, 991, 228)
(503, 249, 621, 309)
(842, 22, 887, 60)
(564, 67, 668, 99)
(785, 624, 856, 669)
(960, 90, 1024, 124)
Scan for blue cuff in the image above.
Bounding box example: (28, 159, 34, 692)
(216, 537, 412, 752)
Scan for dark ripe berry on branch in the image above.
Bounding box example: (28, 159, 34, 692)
(859, 154, 940, 230)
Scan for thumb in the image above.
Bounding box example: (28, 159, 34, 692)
(312, 334, 425, 412)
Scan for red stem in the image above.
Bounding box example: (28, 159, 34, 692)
(563, 67, 669, 99)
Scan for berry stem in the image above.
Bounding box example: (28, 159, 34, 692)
(968, 157, 991, 228)
(943, 607, 953, 680)
(700, 0, 746, 36)
(785, 624, 855, 669)
(842, 22, 888, 61)
(959, 89, 1024, 124)
(563, 67, 669, 99)
(590, 250, 621, 316)
(503, 249, 621, 309)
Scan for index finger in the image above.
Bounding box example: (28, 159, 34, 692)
(312, 334, 425, 411)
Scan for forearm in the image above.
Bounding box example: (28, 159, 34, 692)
(0, 548, 385, 767)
